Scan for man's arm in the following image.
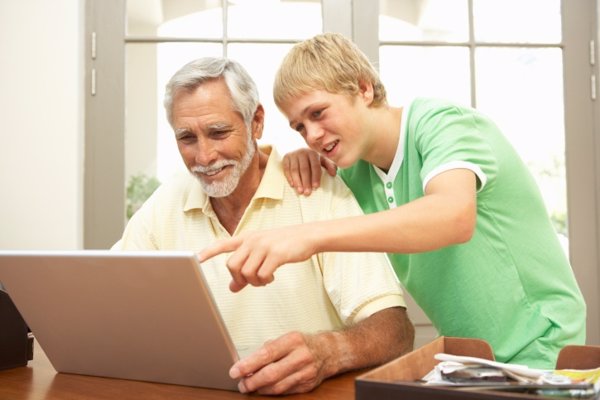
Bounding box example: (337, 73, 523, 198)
(229, 306, 414, 395)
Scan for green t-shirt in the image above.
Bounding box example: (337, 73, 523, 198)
(340, 97, 586, 368)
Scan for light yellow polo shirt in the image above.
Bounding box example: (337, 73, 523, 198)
(114, 147, 405, 357)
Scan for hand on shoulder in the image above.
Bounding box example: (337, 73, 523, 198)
(283, 148, 337, 196)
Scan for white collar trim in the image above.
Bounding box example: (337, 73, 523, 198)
(373, 100, 411, 183)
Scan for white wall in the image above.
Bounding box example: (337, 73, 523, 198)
(0, 0, 84, 249)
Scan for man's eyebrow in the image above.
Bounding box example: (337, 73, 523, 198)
(208, 122, 231, 130)
(174, 128, 190, 139)
(174, 122, 232, 138)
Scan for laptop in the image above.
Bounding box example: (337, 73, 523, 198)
(0, 250, 239, 391)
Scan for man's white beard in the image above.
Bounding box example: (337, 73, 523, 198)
(191, 133, 256, 198)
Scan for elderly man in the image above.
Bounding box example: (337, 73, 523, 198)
(113, 57, 414, 395)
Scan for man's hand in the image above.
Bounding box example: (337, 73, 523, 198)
(230, 331, 335, 395)
(229, 307, 414, 395)
(283, 148, 337, 196)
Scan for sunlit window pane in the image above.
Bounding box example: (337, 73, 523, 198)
(125, 43, 162, 183)
(128, 1, 223, 38)
(379, 0, 468, 42)
(379, 46, 471, 106)
(473, 0, 561, 43)
(228, 44, 307, 155)
(228, 1, 321, 40)
(476, 48, 567, 237)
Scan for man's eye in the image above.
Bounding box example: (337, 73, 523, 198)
(178, 135, 196, 143)
(211, 130, 230, 138)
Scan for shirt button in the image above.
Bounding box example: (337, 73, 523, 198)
(388, 197, 394, 203)
(386, 182, 392, 189)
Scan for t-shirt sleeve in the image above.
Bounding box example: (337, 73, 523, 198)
(410, 99, 498, 192)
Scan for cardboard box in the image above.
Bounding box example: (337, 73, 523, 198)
(355, 336, 600, 399)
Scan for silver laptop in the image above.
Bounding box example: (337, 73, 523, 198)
(0, 250, 239, 391)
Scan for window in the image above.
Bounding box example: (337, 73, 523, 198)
(125, 0, 321, 185)
(378, 0, 567, 242)
(373, 0, 598, 347)
(86, 0, 600, 345)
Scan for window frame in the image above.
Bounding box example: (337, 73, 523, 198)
(85, 0, 600, 344)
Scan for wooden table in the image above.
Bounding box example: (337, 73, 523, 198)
(0, 342, 358, 400)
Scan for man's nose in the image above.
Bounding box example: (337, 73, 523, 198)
(194, 141, 218, 166)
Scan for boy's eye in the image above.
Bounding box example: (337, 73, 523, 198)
(311, 109, 323, 119)
(295, 124, 306, 136)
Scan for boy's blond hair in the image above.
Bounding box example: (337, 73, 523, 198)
(273, 33, 387, 108)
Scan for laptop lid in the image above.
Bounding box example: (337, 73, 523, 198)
(0, 250, 239, 391)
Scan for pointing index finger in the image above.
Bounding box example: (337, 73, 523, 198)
(198, 236, 243, 263)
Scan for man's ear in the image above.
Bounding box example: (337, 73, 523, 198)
(358, 80, 375, 106)
(251, 104, 265, 140)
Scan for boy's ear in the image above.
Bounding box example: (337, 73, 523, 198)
(358, 80, 375, 106)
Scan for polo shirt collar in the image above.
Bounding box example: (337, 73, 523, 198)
(254, 145, 286, 201)
(183, 178, 210, 213)
(182, 145, 285, 213)
(373, 99, 412, 183)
